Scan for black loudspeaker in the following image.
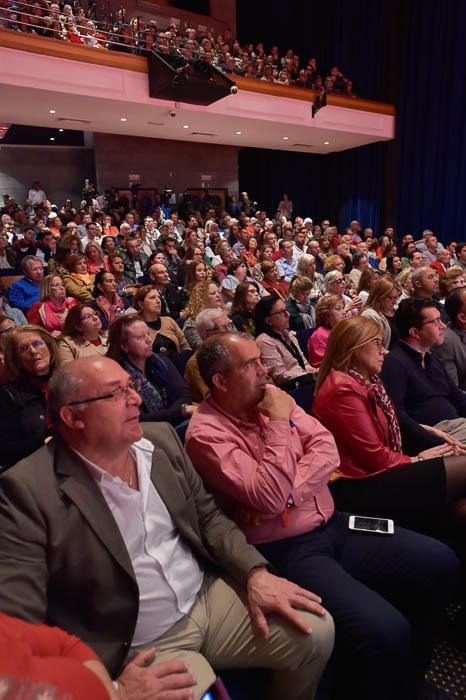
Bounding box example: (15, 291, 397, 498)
(148, 51, 236, 106)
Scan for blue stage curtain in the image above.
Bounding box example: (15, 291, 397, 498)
(396, 0, 466, 241)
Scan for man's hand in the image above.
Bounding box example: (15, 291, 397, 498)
(258, 387, 293, 422)
(247, 567, 326, 639)
(118, 648, 197, 700)
(420, 424, 466, 454)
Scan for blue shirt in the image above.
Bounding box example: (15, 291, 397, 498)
(8, 277, 41, 314)
(275, 256, 297, 283)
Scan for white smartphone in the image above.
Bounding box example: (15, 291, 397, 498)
(348, 515, 394, 535)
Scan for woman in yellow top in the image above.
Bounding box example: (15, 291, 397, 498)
(62, 253, 95, 302)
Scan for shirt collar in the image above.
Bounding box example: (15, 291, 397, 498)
(72, 437, 154, 484)
(399, 340, 431, 365)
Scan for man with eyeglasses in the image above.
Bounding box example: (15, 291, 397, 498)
(0, 356, 333, 700)
(184, 308, 236, 403)
(382, 297, 466, 452)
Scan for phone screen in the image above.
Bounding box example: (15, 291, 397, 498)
(353, 516, 390, 532)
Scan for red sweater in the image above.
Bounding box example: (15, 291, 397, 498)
(312, 369, 412, 478)
(0, 613, 109, 699)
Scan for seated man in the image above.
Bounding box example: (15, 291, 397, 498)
(121, 236, 149, 285)
(0, 356, 334, 700)
(148, 261, 186, 319)
(431, 287, 466, 390)
(8, 255, 44, 314)
(184, 308, 234, 402)
(382, 298, 466, 450)
(275, 240, 298, 284)
(185, 333, 460, 700)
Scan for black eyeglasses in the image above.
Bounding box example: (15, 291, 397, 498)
(65, 378, 142, 406)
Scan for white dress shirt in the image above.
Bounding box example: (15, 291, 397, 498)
(77, 437, 204, 645)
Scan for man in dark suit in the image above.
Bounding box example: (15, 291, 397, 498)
(0, 356, 334, 700)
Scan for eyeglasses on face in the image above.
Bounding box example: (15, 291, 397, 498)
(331, 278, 345, 285)
(206, 322, 233, 334)
(81, 312, 100, 322)
(421, 317, 443, 327)
(65, 378, 142, 407)
(17, 339, 46, 354)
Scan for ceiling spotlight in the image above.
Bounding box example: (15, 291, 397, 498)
(120, 117, 127, 122)
(59, 128, 64, 132)
(49, 137, 55, 141)
(283, 136, 289, 140)
(235, 131, 242, 135)
(49, 109, 56, 114)
(183, 124, 189, 129)
(324, 141, 329, 145)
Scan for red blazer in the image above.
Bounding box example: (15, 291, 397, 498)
(0, 613, 109, 699)
(312, 369, 412, 478)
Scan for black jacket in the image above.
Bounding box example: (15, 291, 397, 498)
(0, 379, 49, 470)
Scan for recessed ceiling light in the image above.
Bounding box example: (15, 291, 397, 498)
(324, 141, 329, 145)
(120, 117, 127, 122)
(236, 131, 242, 135)
(183, 124, 189, 129)
(49, 137, 55, 141)
(49, 109, 56, 114)
(283, 136, 289, 140)
(59, 128, 64, 132)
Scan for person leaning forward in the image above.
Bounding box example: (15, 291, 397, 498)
(0, 356, 334, 700)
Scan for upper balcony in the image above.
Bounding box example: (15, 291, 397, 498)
(0, 26, 395, 154)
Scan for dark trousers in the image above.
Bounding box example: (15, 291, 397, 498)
(257, 512, 460, 700)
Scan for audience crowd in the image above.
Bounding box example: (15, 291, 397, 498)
(0, 181, 465, 700)
(0, 1, 356, 97)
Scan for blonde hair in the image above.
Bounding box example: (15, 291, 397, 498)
(324, 254, 344, 272)
(315, 316, 382, 392)
(40, 274, 64, 301)
(315, 294, 342, 328)
(363, 276, 400, 314)
(439, 266, 465, 297)
(289, 275, 313, 295)
(184, 279, 226, 318)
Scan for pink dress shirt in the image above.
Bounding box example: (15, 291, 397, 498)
(185, 390, 337, 544)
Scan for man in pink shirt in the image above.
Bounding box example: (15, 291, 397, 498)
(186, 333, 460, 700)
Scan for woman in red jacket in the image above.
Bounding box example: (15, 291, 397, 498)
(312, 316, 466, 532)
(0, 613, 116, 699)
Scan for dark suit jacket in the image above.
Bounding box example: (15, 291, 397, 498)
(0, 423, 267, 678)
(431, 323, 466, 390)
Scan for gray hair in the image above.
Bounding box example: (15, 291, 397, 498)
(324, 269, 343, 291)
(195, 308, 226, 335)
(48, 367, 85, 427)
(411, 266, 430, 288)
(196, 333, 237, 390)
(21, 255, 41, 273)
(296, 254, 315, 275)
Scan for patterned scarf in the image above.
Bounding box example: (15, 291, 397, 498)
(95, 294, 125, 323)
(121, 359, 168, 413)
(348, 369, 403, 452)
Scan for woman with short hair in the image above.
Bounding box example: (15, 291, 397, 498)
(296, 254, 324, 301)
(323, 270, 361, 317)
(307, 295, 345, 367)
(254, 294, 314, 389)
(285, 276, 316, 331)
(62, 253, 95, 302)
(58, 303, 108, 363)
(107, 315, 194, 425)
(260, 260, 289, 299)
